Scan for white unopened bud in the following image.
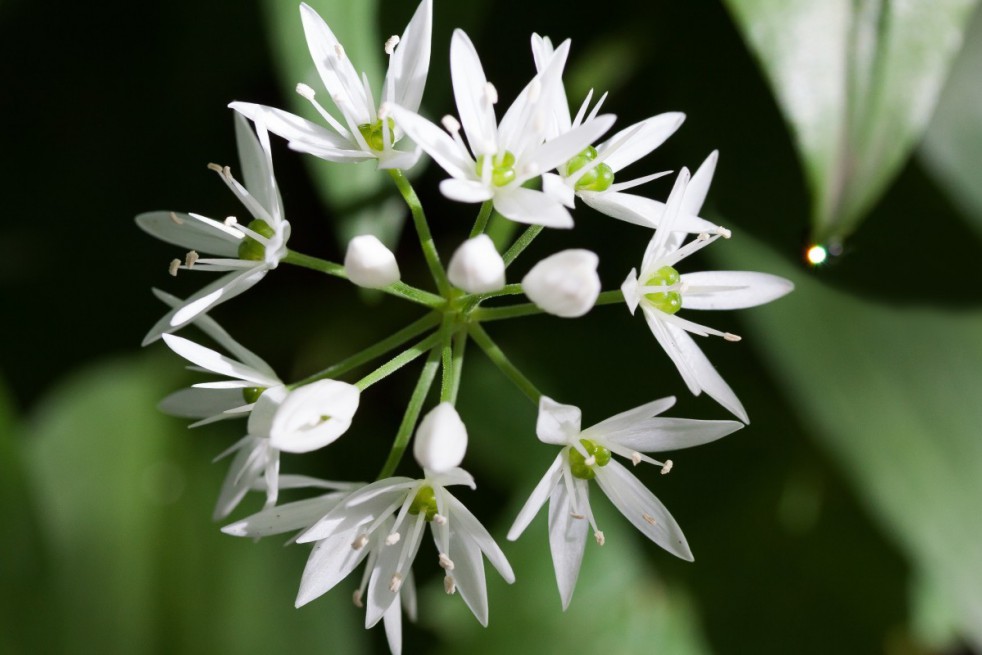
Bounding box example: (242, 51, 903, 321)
(521, 249, 601, 318)
(447, 235, 505, 293)
(413, 402, 468, 472)
(344, 235, 400, 288)
(267, 380, 360, 454)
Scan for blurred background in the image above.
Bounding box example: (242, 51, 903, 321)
(3, 0, 982, 653)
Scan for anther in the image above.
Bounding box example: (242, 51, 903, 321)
(207, 163, 223, 174)
(389, 574, 403, 593)
(334, 44, 345, 60)
(715, 226, 732, 239)
(697, 232, 711, 241)
(296, 83, 316, 100)
(169, 212, 183, 225)
(642, 513, 657, 526)
(351, 534, 369, 550)
(441, 115, 461, 133)
(184, 250, 199, 268)
(723, 333, 742, 342)
(438, 553, 455, 570)
(661, 459, 673, 475)
(570, 513, 585, 520)
(224, 216, 238, 227)
(484, 82, 498, 105)
(630, 451, 642, 467)
(384, 35, 400, 55)
(168, 259, 181, 277)
(352, 590, 364, 608)
(385, 532, 401, 546)
(444, 575, 456, 595)
(432, 513, 447, 525)
(594, 531, 605, 546)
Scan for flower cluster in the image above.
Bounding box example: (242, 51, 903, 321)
(137, 2, 793, 652)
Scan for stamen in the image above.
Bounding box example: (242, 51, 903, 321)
(715, 226, 732, 239)
(630, 451, 642, 467)
(385, 532, 401, 546)
(352, 589, 364, 608)
(444, 575, 456, 595)
(184, 250, 199, 268)
(432, 513, 447, 525)
(723, 333, 742, 342)
(697, 232, 711, 241)
(168, 259, 181, 277)
(438, 553, 455, 570)
(441, 115, 461, 133)
(206, 163, 223, 174)
(594, 531, 605, 546)
(389, 573, 403, 593)
(334, 44, 345, 60)
(384, 35, 400, 55)
(351, 534, 369, 550)
(224, 216, 238, 227)
(661, 459, 674, 475)
(169, 212, 183, 225)
(296, 83, 316, 100)
(484, 82, 498, 105)
(642, 513, 657, 526)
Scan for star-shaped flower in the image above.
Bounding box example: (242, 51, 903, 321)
(138, 114, 290, 345)
(620, 155, 794, 422)
(231, 0, 432, 170)
(388, 30, 615, 228)
(508, 395, 741, 609)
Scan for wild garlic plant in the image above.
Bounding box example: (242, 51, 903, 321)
(138, 1, 793, 652)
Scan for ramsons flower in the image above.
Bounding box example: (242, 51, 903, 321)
(231, 0, 432, 170)
(531, 35, 714, 233)
(447, 234, 506, 293)
(388, 30, 615, 228)
(345, 234, 401, 288)
(620, 156, 794, 423)
(138, 115, 290, 345)
(521, 249, 601, 318)
(508, 395, 741, 609)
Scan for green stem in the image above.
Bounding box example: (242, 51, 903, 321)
(468, 324, 542, 404)
(284, 250, 444, 308)
(439, 328, 455, 403)
(594, 289, 625, 306)
(388, 169, 452, 296)
(356, 331, 443, 392)
(470, 302, 543, 322)
(502, 224, 544, 267)
(469, 201, 494, 238)
(449, 328, 468, 404)
(290, 313, 441, 388)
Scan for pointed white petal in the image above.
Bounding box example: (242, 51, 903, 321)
(499, 40, 569, 153)
(599, 113, 685, 172)
(296, 526, 370, 606)
(542, 173, 575, 208)
(445, 494, 514, 583)
(287, 139, 374, 163)
(536, 397, 581, 445)
(642, 308, 701, 396)
(298, 480, 410, 543)
(450, 29, 497, 156)
(234, 113, 279, 221)
(680, 271, 794, 310)
(509, 455, 564, 541)
(213, 438, 270, 520)
(387, 104, 474, 179)
(402, 570, 418, 621)
(594, 460, 692, 560)
(621, 268, 641, 315)
(548, 476, 589, 610)
(580, 192, 716, 233)
(527, 114, 616, 177)
(641, 168, 690, 272)
(366, 516, 424, 628)
(157, 387, 246, 419)
(493, 187, 573, 228)
(383, 593, 404, 655)
(386, 0, 432, 113)
(376, 146, 422, 171)
(681, 150, 718, 217)
(300, 3, 372, 123)
(136, 211, 241, 257)
(440, 178, 494, 203)
(269, 380, 360, 454)
(604, 417, 742, 453)
(221, 492, 348, 538)
(447, 519, 490, 626)
(161, 334, 278, 386)
(231, 101, 353, 151)
(581, 397, 676, 440)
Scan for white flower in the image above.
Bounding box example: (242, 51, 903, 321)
(138, 115, 290, 345)
(387, 30, 616, 228)
(521, 249, 601, 318)
(345, 234, 401, 288)
(620, 157, 794, 423)
(529, 35, 713, 234)
(447, 234, 506, 293)
(509, 395, 741, 609)
(269, 379, 361, 454)
(413, 402, 468, 473)
(230, 0, 432, 170)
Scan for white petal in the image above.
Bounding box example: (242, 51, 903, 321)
(385, 0, 432, 113)
(383, 593, 404, 655)
(366, 516, 424, 628)
(440, 178, 494, 203)
(581, 397, 676, 439)
(548, 476, 589, 610)
(295, 526, 370, 606)
(598, 112, 685, 172)
(234, 113, 282, 223)
(345, 234, 401, 288)
(158, 387, 246, 419)
(447, 235, 505, 293)
(640, 168, 690, 273)
(542, 172, 575, 208)
(681, 150, 718, 218)
(300, 3, 372, 123)
(269, 380, 360, 453)
(413, 403, 468, 472)
(493, 187, 573, 228)
(527, 114, 616, 178)
(508, 455, 564, 540)
(376, 145, 422, 171)
(230, 101, 353, 151)
(603, 417, 743, 453)
(621, 268, 641, 315)
(299, 480, 411, 543)
(499, 40, 569, 153)
(221, 492, 347, 538)
(450, 29, 498, 156)
(213, 437, 270, 520)
(680, 271, 795, 310)
(287, 139, 374, 163)
(448, 519, 490, 626)
(161, 334, 277, 386)
(136, 211, 241, 257)
(387, 104, 474, 179)
(594, 460, 692, 560)
(246, 385, 288, 435)
(521, 249, 601, 318)
(536, 396, 581, 445)
(445, 494, 514, 583)
(580, 192, 716, 233)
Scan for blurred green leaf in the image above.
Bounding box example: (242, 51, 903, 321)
(21, 355, 367, 655)
(713, 231, 982, 650)
(724, 0, 978, 245)
(920, 5, 982, 240)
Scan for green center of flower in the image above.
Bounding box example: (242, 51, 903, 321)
(475, 151, 517, 187)
(565, 146, 614, 192)
(644, 265, 682, 314)
(408, 486, 439, 521)
(241, 387, 266, 404)
(237, 219, 276, 261)
(568, 439, 612, 480)
(358, 117, 396, 152)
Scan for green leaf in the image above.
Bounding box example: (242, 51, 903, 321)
(712, 231, 982, 649)
(724, 0, 978, 245)
(920, 5, 982, 240)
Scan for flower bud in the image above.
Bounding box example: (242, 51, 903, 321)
(344, 234, 401, 288)
(521, 249, 601, 318)
(447, 235, 505, 293)
(266, 380, 360, 453)
(413, 402, 468, 473)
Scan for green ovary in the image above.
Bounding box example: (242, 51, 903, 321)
(644, 265, 682, 315)
(565, 146, 614, 192)
(568, 439, 612, 480)
(475, 151, 517, 187)
(237, 219, 276, 261)
(408, 486, 439, 522)
(241, 387, 266, 404)
(358, 117, 396, 152)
